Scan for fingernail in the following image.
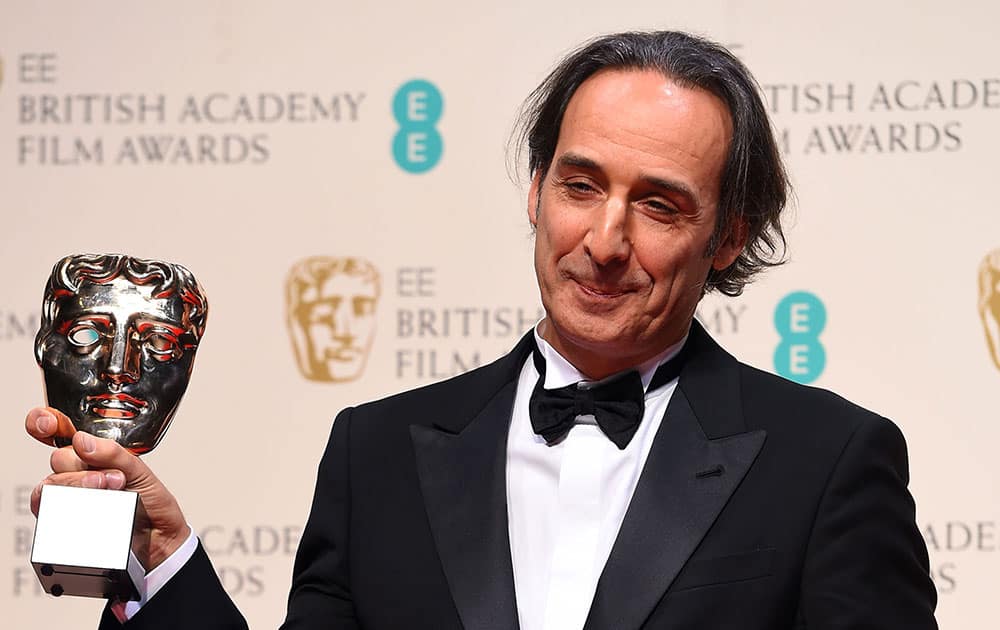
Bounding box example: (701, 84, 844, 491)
(80, 433, 96, 454)
(81, 472, 103, 489)
(104, 471, 126, 490)
(36, 413, 54, 434)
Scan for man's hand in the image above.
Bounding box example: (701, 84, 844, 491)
(25, 406, 191, 569)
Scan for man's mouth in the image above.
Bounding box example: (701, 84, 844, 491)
(85, 393, 148, 419)
(572, 278, 632, 298)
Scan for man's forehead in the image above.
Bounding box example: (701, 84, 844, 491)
(561, 69, 732, 149)
(549, 68, 732, 206)
(575, 68, 729, 116)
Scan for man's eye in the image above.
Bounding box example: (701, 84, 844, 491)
(644, 199, 678, 214)
(566, 181, 595, 193)
(67, 326, 102, 347)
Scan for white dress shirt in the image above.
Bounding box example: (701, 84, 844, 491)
(506, 329, 685, 630)
(111, 526, 198, 622)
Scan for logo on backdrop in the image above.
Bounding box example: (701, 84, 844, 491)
(773, 291, 827, 384)
(286, 257, 381, 383)
(0, 308, 38, 342)
(758, 74, 1000, 155)
(13, 51, 365, 165)
(392, 79, 443, 173)
(978, 248, 1000, 371)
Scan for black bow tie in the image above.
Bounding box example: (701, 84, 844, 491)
(528, 342, 687, 450)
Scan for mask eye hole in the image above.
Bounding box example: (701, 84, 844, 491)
(67, 325, 102, 348)
(143, 332, 180, 362)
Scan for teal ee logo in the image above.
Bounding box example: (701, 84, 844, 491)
(773, 291, 826, 384)
(392, 79, 443, 173)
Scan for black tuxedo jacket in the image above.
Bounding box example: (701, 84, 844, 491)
(102, 323, 937, 629)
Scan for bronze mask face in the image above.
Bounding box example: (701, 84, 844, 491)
(34, 254, 208, 454)
(286, 256, 380, 383)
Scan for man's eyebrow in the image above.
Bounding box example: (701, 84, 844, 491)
(640, 174, 698, 207)
(554, 152, 600, 172)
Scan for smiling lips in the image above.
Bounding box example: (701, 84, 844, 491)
(571, 276, 636, 299)
(85, 393, 149, 419)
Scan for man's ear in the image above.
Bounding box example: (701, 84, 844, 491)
(527, 170, 543, 227)
(711, 216, 749, 271)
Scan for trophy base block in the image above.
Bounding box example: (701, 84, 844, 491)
(32, 557, 145, 600)
(30, 485, 150, 601)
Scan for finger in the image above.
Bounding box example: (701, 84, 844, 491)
(25, 407, 76, 447)
(30, 482, 43, 517)
(31, 466, 129, 516)
(50, 445, 88, 474)
(71, 432, 151, 488)
(42, 469, 128, 491)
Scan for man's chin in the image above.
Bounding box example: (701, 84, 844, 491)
(542, 312, 683, 372)
(545, 311, 634, 346)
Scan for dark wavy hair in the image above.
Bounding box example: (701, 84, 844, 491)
(513, 31, 789, 296)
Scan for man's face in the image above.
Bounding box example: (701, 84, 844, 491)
(37, 277, 198, 454)
(298, 273, 378, 382)
(529, 69, 744, 378)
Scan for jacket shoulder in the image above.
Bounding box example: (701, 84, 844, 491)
(737, 361, 902, 444)
(345, 335, 532, 438)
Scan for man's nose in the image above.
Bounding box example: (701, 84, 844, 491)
(103, 329, 141, 385)
(583, 198, 630, 265)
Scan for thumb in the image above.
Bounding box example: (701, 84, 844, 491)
(25, 407, 77, 447)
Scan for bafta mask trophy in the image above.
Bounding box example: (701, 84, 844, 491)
(30, 253, 208, 600)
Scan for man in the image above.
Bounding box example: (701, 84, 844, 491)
(27, 31, 937, 629)
(286, 256, 381, 383)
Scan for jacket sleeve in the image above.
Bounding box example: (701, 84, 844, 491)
(280, 407, 361, 629)
(96, 409, 358, 630)
(98, 542, 247, 630)
(798, 414, 938, 629)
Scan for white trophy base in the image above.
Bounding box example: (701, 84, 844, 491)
(30, 485, 149, 601)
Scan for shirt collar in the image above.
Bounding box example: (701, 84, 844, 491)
(532, 323, 688, 392)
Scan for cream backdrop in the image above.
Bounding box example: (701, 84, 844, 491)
(2, 1, 997, 627)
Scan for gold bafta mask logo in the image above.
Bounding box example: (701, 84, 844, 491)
(979, 248, 1000, 371)
(286, 256, 381, 382)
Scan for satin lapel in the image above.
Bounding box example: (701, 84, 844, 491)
(410, 373, 524, 630)
(584, 322, 767, 630)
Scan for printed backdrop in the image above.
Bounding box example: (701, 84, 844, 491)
(2, 1, 998, 627)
